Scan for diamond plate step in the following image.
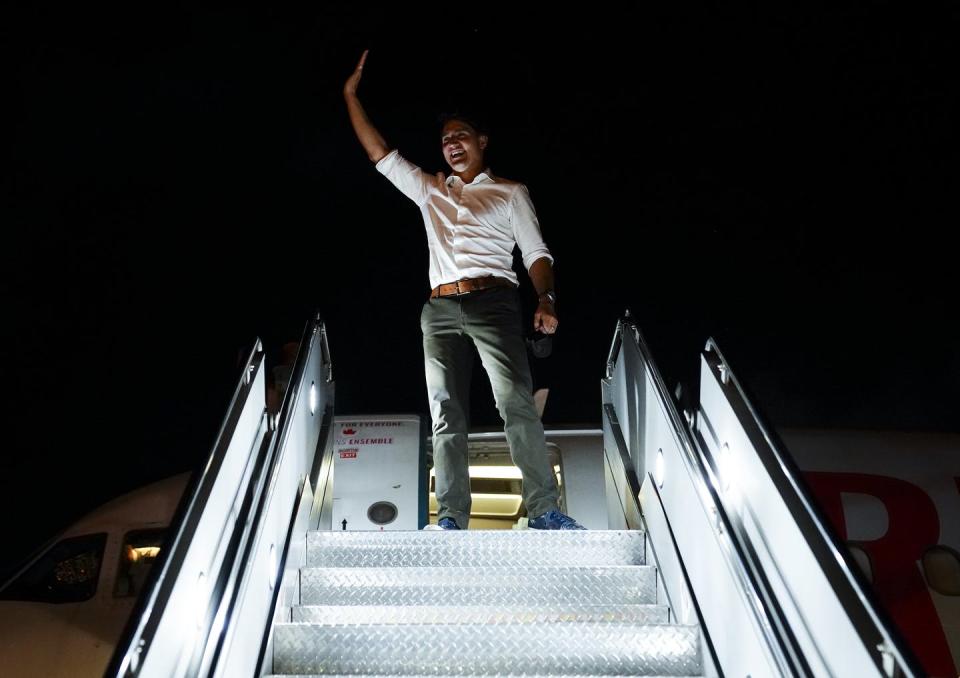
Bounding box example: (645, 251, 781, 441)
(307, 530, 645, 568)
(300, 566, 656, 606)
(293, 603, 669, 625)
(273, 622, 701, 675)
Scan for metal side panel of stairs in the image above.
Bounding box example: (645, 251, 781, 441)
(268, 530, 703, 677)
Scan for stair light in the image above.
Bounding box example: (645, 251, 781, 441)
(429, 465, 524, 479)
(269, 544, 277, 591)
(195, 571, 207, 629)
(717, 442, 739, 496)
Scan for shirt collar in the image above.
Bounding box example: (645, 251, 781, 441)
(446, 169, 495, 186)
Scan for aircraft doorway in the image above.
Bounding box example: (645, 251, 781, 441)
(426, 441, 565, 529)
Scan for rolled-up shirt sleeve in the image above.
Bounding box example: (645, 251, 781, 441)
(510, 184, 554, 270)
(375, 149, 433, 206)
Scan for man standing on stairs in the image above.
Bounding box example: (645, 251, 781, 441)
(343, 50, 584, 531)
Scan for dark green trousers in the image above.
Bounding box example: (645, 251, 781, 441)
(421, 287, 559, 528)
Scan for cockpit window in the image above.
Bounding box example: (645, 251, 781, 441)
(0, 533, 107, 604)
(922, 545, 960, 596)
(114, 529, 166, 598)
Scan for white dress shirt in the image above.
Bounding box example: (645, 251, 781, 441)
(375, 149, 553, 290)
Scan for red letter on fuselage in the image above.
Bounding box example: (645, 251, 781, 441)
(804, 472, 954, 677)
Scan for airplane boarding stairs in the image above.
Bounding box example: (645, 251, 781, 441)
(267, 530, 702, 676)
(106, 314, 922, 678)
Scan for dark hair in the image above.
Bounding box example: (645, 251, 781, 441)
(438, 109, 491, 137)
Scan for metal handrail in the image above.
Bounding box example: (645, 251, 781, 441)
(105, 314, 335, 678)
(199, 314, 327, 675)
(702, 339, 922, 678)
(105, 340, 267, 677)
(609, 316, 806, 676)
(605, 313, 627, 380)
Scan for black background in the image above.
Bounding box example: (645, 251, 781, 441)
(5, 3, 958, 574)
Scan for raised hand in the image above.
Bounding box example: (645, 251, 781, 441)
(344, 50, 368, 98)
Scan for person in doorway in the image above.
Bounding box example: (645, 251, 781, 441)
(343, 50, 583, 530)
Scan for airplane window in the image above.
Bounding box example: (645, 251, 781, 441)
(922, 545, 960, 596)
(847, 543, 874, 584)
(0, 533, 107, 604)
(114, 529, 166, 599)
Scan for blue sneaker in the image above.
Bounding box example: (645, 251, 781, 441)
(528, 510, 586, 530)
(423, 517, 460, 531)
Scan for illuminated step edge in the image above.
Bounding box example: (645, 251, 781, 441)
(308, 529, 644, 545)
(272, 622, 702, 676)
(299, 566, 657, 606)
(292, 603, 670, 625)
(307, 530, 645, 568)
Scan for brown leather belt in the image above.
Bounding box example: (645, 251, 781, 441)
(430, 276, 515, 299)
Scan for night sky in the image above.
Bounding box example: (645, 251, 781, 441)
(5, 4, 958, 572)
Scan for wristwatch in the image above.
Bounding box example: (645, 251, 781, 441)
(538, 290, 557, 305)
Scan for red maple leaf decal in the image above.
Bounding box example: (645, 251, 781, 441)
(342, 428, 356, 436)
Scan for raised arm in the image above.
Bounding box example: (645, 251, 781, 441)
(343, 50, 390, 163)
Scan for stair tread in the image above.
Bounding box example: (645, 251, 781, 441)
(292, 603, 670, 625)
(300, 566, 657, 606)
(307, 530, 646, 567)
(273, 623, 701, 676)
(274, 529, 702, 676)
